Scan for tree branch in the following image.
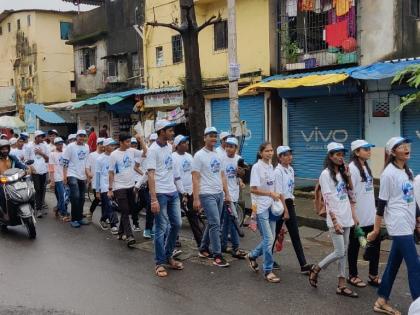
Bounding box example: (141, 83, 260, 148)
(197, 14, 222, 33)
(146, 21, 182, 33)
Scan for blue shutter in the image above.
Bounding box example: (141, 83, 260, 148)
(402, 105, 420, 175)
(211, 95, 265, 164)
(288, 95, 363, 179)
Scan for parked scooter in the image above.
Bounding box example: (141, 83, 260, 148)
(0, 167, 36, 239)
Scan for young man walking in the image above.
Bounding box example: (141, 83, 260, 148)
(86, 138, 105, 220)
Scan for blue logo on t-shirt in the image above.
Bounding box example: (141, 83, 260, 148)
(287, 179, 295, 193)
(225, 164, 236, 179)
(402, 182, 414, 203)
(182, 159, 191, 173)
(336, 181, 348, 200)
(210, 158, 221, 173)
(164, 156, 173, 170)
(365, 174, 373, 192)
(77, 150, 87, 161)
(122, 154, 132, 169)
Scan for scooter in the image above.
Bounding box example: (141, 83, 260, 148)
(0, 167, 36, 239)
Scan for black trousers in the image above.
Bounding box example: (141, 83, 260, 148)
(180, 193, 203, 247)
(348, 225, 381, 277)
(132, 186, 153, 230)
(274, 199, 308, 267)
(114, 188, 135, 237)
(32, 174, 47, 211)
(89, 189, 100, 213)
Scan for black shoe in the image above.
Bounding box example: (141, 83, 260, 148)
(273, 261, 281, 270)
(301, 264, 314, 274)
(127, 236, 136, 247)
(213, 256, 230, 268)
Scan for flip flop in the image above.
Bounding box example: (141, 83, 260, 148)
(336, 286, 358, 298)
(166, 259, 184, 270)
(347, 276, 367, 288)
(246, 253, 259, 272)
(264, 272, 280, 283)
(155, 265, 168, 278)
(373, 301, 401, 315)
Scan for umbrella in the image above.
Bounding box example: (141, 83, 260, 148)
(0, 116, 26, 129)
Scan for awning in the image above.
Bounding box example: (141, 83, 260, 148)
(350, 59, 420, 80)
(25, 103, 66, 124)
(72, 88, 146, 109)
(0, 116, 26, 129)
(48, 101, 83, 110)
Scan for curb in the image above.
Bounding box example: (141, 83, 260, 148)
(297, 215, 328, 231)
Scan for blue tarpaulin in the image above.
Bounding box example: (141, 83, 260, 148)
(25, 103, 66, 124)
(349, 59, 420, 80)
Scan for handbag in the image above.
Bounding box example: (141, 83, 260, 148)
(271, 199, 284, 217)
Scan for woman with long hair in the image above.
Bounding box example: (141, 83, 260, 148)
(308, 142, 359, 298)
(367, 137, 420, 315)
(246, 142, 286, 283)
(347, 140, 381, 288)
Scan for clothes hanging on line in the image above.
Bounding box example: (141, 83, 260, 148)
(325, 19, 348, 47)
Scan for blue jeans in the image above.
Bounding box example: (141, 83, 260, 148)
(378, 235, 420, 300)
(250, 209, 279, 273)
(154, 193, 182, 265)
(54, 181, 67, 216)
(100, 192, 118, 227)
(67, 177, 86, 222)
(221, 203, 240, 251)
(199, 193, 224, 257)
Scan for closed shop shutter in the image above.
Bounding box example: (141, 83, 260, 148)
(211, 95, 265, 164)
(401, 105, 420, 175)
(288, 95, 363, 179)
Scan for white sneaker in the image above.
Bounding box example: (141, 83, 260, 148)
(110, 227, 119, 235)
(133, 225, 141, 232)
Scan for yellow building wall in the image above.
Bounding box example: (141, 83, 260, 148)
(145, 0, 271, 89)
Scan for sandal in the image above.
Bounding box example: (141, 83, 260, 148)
(373, 301, 401, 315)
(231, 249, 247, 259)
(198, 250, 213, 259)
(246, 253, 259, 272)
(166, 259, 184, 270)
(264, 272, 280, 283)
(336, 286, 358, 298)
(308, 265, 320, 288)
(155, 265, 168, 278)
(368, 275, 381, 287)
(347, 276, 367, 288)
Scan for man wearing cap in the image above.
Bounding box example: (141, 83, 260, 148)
(95, 138, 119, 233)
(147, 119, 184, 276)
(192, 127, 232, 267)
(172, 134, 203, 247)
(85, 137, 105, 221)
(10, 136, 25, 162)
(49, 137, 69, 221)
(47, 129, 59, 152)
(25, 130, 50, 218)
(216, 131, 232, 158)
(62, 130, 90, 228)
(68, 134, 76, 144)
(149, 133, 158, 146)
(87, 127, 97, 153)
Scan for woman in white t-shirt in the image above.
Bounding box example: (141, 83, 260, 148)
(347, 140, 381, 288)
(246, 142, 286, 283)
(309, 142, 358, 298)
(367, 137, 420, 315)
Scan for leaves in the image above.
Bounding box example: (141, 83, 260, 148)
(393, 64, 420, 110)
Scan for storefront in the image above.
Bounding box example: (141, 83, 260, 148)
(401, 104, 420, 175)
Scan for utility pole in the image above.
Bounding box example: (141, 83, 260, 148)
(227, 0, 241, 137)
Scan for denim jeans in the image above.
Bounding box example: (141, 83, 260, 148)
(67, 176, 86, 222)
(54, 181, 67, 216)
(250, 209, 279, 273)
(100, 192, 118, 227)
(154, 192, 182, 265)
(221, 202, 240, 251)
(199, 193, 224, 257)
(378, 235, 420, 300)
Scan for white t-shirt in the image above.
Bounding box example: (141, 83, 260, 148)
(172, 151, 193, 195)
(414, 175, 420, 209)
(274, 164, 295, 200)
(221, 154, 240, 202)
(135, 149, 148, 186)
(192, 147, 223, 195)
(216, 146, 226, 159)
(49, 151, 64, 182)
(379, 163, 416, 236)
(349, 162, 376, 227)
(62, 143, 89, 180)
(250, 159, 275, 214)
(109, 149, 137, 191)
(146, 142, 177, 194)
(86, 151, 101, 188)
(95, 154, 110, 193)
(25, 142, 50, 175)
(10, 148, 25, 162)
(128, 148, 143, 184)
(319, 169, 354, 228)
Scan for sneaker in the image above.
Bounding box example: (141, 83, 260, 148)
(143, 229, 152, 239)
(36, 211, 43, 219)
(133, 225, 141, 233)
(70, 221, 81, 228)
(300, 264, 314, 274)
(99, 220, 109, 230)
(127, 236, 136, 247)
(172, 249, 183, 258)
(273, 261, 281, 270)
(78, 219, 90, 226)
(110, 227, 119, 235)
(213, 256, 230, 268)
(118, 234, 127, 241)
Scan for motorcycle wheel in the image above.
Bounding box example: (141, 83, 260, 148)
(23, 217, 36, 239)
(235, 203, 245, 226)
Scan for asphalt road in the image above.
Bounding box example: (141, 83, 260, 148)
(0, 193, 416, 315)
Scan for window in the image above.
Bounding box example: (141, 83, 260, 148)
(70, 80, 76, 93)
(0, 26, 2, 35)
(60, 21, 72, 40)
(27, 15, 31, 26)
(10, 78, 14, 86)
(17, 19, 20, 30)
(156, 46, 164, 66)
(8, 23, 11, 32)
(214, 20, 228, 51)
(21, 77, 26, 89)
(107, 60, 118, 77)
(172, 35, 183, 63)
(411, 0, 420, 17)
(80, 48, 96, 73)
(29, 65, 33, 76)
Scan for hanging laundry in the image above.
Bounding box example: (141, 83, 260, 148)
(325, 20, 348, 47)
(286, 0, 298, 17)
(314, 0, 322, 13)
(328, 5, 356, 37)
(322, 0, 332, 12)
(333, 0, 350, 16)
(301, 0, 315, 11)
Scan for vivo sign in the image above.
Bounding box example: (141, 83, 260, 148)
(301, 127, 349, 143)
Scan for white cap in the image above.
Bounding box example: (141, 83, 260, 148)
(351, 139, 375, 152)
(327, 142, 347, 153)
(49, 129, 58, 135)
(149, 133, 158, 141)
(276, 145, 292, 155)
(155, 119, 176, 132)
(97, 137, 105, 144)
(104, 138, 117, 146)
(68, 134, 76, 141)
(0, 134, 7, 139)
(204, 127, 218, 135)
(225, 137, 238, 147)
(130, 137, 138, 144)
(34, 130, 45, 138)
(174, 135, 189, 147)
(9, 138, 17, 145)
(77, 129, 87, 136)
(220, 131, 232, 140)
(20, 132, 29, 138)
(54, 137, 64, 144)
(385, 136, 411, 154)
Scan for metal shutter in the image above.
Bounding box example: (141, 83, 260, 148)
(288, 95, 363, 179)
(402, 105, 420, 175)
(211, 95, 265, 164)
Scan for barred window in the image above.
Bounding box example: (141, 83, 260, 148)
(172, 35, 183, 63)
